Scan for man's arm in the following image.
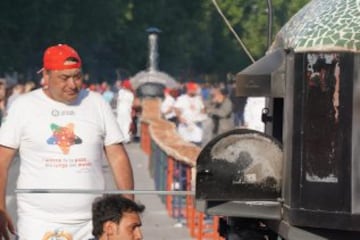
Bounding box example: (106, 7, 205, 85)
(104, 143, 134, 200)
(0, 145, 17, 239)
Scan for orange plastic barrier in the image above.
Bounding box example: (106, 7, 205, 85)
(166, 156, 175, 216)
(140, 121, 151, 155)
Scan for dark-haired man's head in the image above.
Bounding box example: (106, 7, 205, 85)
(92, 194, 145, 240)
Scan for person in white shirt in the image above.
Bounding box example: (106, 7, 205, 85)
(174, 82, 207, 145)
(101, 81, 115, 105)
(0, 44, 134, 240)
(6, 83, 25, 111)
(160, 88, 177, 124)
(116, 80, 134, 143)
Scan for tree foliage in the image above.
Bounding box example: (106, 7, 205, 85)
(0, 0, 309, 84)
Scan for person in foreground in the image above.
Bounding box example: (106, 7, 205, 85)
(92, 194, 144, 240)
(0, 44, 134, 239)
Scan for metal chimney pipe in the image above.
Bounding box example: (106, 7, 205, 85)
(146, 27, 161, 72)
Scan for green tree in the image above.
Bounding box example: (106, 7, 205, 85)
(210, 0, 310, 61)
(0, 0, 310, 83)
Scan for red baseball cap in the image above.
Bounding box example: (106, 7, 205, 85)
(164, 88, 171, 94)
(186, 82, 198, 92)
(122, 79, 132, 90)
(41, 44, 82, 71)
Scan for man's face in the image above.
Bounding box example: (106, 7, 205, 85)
(187, 90, 197, 97)
(110, 212, 143, 240)
(43, 67, 83, 104)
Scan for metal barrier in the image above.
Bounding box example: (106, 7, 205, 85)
(15, 189, 193, 195)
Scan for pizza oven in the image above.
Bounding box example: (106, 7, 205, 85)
(196, 49, 360, 232)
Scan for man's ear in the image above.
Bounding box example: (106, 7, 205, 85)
(103, 221, 116, 235)
(42, 71, 50, 88)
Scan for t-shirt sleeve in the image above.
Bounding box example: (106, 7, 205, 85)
(0, 100, 24, 149)
(161, 98, 172, 113)
(198, 97, 205, 110)
(99, 95, 125, 146)
(174, 96, 184, 109)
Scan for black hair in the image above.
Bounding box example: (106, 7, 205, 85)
(92, 194, 145, 238)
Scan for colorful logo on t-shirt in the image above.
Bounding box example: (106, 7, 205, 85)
(47, 123, 82, 154)
(42, 228, 73, 240)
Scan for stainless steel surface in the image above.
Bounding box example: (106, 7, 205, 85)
(130, 27, 179, 90)
(198, 200, 282, 220)
(147, 27, 160, 73)
(235, 48, 285, 97)
(130, 70, 179, 90)
(15, 189, 194, 195)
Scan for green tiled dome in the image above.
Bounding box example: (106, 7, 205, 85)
(271, 0, 360, 52)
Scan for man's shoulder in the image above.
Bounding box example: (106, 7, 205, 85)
(80, 89, 104, 102)
(117, 88, 134, 97)
(79, 90, 115, 113)
(174, 94, 186, 105)
(175, 94, 188, 101)
(22, 88, 42, 97)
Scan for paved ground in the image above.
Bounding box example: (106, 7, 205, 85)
(6, 142, 193, 240)
(125, 142, 193, 240)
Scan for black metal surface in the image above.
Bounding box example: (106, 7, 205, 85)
(284, 207, 360, 232)
(291, 53, 352, 210)
(196, 129, 283, 201)
(264, 98, 284, 144)
(266, 220, 360, 240)
(352, 55, 360, 214)
(283, 52, 359, 231)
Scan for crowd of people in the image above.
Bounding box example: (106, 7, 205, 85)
(0, 76, 141, 144)
(0, 71, 253, 149)
(82, 79, 251, 148)
(160, 81, 248, 147)
(0, 80, 37, 125)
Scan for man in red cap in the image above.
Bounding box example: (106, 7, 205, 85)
(116, 79, 135, 143)
(0, 44, 134, 239)
(174, 81, 207, 145)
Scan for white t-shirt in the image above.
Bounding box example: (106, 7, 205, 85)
(116, 88, 134, 142)
(174, 94, 206, 143)
(161, 94, 176, 120)
(0, 89, 124, 223)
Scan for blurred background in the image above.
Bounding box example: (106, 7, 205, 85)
(0, 0, 309, 86)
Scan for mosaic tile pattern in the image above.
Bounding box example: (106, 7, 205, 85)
(271, 0, 360, 52)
